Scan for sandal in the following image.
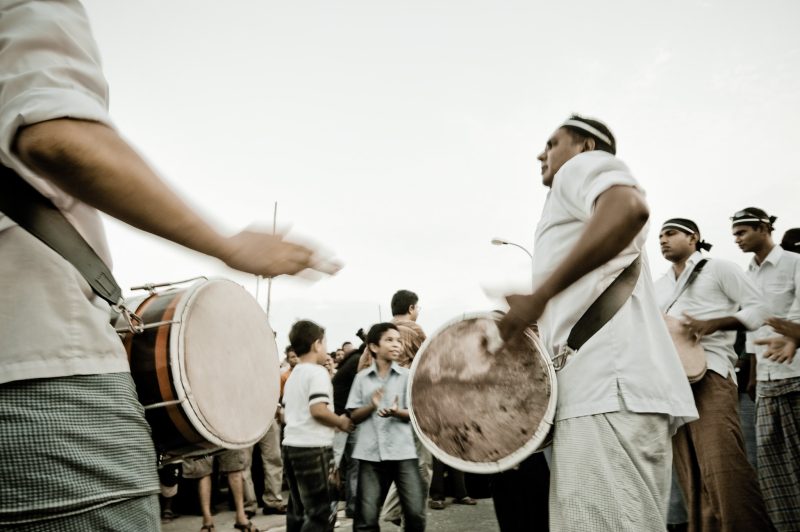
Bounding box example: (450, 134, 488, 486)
(200, 525, 215, 531)
(233, 521, 260, 532)
(454, 496, 477, 505)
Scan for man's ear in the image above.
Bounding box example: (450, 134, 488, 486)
(582, 137, 596, 152)
(688, 233, 699, 247)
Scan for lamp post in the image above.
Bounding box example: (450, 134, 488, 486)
(491, 237, 534, 291)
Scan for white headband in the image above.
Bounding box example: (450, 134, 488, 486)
(561, 119, 612, 146)
(733, 217, 769, 225)
(662, 222, 696, 234)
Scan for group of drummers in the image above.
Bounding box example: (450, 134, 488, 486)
(1, 2, 799, 532)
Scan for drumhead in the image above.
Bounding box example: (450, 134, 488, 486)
(408, 312, 556, 474)
(171, 279, 279, 448)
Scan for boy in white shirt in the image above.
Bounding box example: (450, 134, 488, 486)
(282, 320, 354, 532)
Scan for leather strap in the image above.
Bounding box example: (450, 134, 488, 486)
(664, 259, 708, 314)
(0, 164, 122, 306)
(566, 255, 642, 351)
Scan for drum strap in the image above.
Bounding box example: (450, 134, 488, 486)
(0, 164, 122, 307)
(664, 259, 708, 314)
(566, 254, 642, 352)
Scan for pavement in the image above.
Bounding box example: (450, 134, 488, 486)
(161, 497, 500, 532)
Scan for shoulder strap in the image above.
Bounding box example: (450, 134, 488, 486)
(664, 259, 708, 314)
(566, 255, 641, 352)
(0, 164, 122, 306)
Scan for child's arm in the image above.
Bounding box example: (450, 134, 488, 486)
(349, 388, 383, 424)
(310, 403, 354, 432)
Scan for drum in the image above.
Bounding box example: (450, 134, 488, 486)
(408, 312, 556, 474)
(664, 315, 707, 383)
(118, 278, 280, 462)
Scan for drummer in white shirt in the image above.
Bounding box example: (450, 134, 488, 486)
(499, 115, 697, 532)
(732, 207, 800, 531)
(654, 218, 773, 532)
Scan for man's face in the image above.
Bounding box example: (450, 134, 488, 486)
(335, 349, 345, 363)
(537, 128, 585, 187)
(409, 303, 421, 322)
(287, 350, 299, 368)
(659, 229, 696, 263)
(732, 224, 765, 253)
(342, 342, 354, 354)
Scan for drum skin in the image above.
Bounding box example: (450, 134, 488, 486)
(409, 312, 556, 474)
(664, 315, 708, 383)
(120, 279, 280, 461)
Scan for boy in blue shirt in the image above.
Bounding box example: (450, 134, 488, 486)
(346, 323, 425, 531)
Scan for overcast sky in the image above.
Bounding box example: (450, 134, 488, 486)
(82, 0, 800, 350)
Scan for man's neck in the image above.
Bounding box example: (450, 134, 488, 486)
(753, 242, 775, 266)
(297, 354, 318, 365)
(671, 254, 692, 278)
(394, 313, 413, 322)
(375, 357, 392, 376)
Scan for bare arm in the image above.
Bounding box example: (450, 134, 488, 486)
(13, 119, 336, 277)
(309, 403, 353, 432)
(500, 185, 649, 339)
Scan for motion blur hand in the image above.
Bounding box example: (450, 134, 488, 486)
(378, 395, 400, 418)
(220, 230, 341, 278)
(766, 317, 800, 342)
(370, 388, 384, 411)
(754, 335, 798, 364)
(498, 292, 548, 343)
(681, 313, 716, 344)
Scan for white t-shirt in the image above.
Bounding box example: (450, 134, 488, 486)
(533, 151, 697, 432)
(0, 0, 128, 384)
(282, 362, 335, 447)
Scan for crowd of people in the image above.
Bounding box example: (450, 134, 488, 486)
(2, 2, 799, 532)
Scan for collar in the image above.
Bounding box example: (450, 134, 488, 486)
(670, 251, 703, 280)
(749, 245, 783, 270)
(366, 361, 401, 376)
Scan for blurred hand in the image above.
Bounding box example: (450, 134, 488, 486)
(766, 317, 800, 342)
(370, 388, 384, 410)
(221, 230, 342, 277)
(681, 313, 716, 344)
(378, 395, 399, 418)
(754, 335, 798, 364)
(498, 293, 548, 343)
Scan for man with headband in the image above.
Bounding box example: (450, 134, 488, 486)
(655, 218, 772, 531)
(732, 208, 800, 530)
(499, 115, 697, 531)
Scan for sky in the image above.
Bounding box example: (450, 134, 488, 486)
(81, 0, 800, 351)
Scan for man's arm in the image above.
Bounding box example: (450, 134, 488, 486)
(500, 185, 649, 339)
(13, 119, 335, 277)
(309, 403, 354, 432)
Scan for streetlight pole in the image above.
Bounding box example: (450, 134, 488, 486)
(491, 237, 535, 291)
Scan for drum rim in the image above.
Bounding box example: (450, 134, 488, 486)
(407, 311, 557, 474)
(170, 278, 276, 449)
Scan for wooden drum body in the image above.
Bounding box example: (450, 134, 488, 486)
(408, 312, 556, 474)
(119, 278, 279, 462)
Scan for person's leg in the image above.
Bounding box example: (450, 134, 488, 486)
(198, 475, 215, 528)
(491, 452, 550, 532)
(429, 456, 446, 505)
(343, 431, 359, 518)
(228, 471, 252, 526)
(381, 432, 431, 523)
(681, 372, 772, 532)
(220, 448, 256, 527)
(738, 392, 758, 469)
(284, 446, 335, 532)
(355, 460, 392, 532)
(757, 385, 800, 531)
(259, 420, 287, 512)
(672, 423, 703, 531)
(394, 459, 427, 532)
(241, 467, 258, 516)
(550, 411, 671, 532)
(283, 445, 305, 532)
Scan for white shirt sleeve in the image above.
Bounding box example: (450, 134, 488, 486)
(307, 367, 332, 407)
(714, 260, 769, 331)
(555, 152, 640, 219)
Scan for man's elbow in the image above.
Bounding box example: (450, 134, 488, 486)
(12, 120, 75, 172)
(627, 193, 650, 229)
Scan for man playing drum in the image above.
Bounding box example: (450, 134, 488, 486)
(499, 115, 697, 531)
(655, 218, 773, 531)
(0, 1, 337, 529)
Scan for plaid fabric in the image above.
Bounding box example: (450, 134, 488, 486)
(549, 410, 671, 532)
(757, 377, 800, 531)
(0, 495, 160, 532)
(0, 373, 160, 526)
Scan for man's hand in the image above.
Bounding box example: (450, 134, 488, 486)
(681, 313, 717, 344)
(754, 335, 798, 364)
(221, 230, 341, 278)
(766, 317, 800, 342)
(338, 414, 355, 433)
(498, 292, 549, 342)
(370, 388, 384, 410)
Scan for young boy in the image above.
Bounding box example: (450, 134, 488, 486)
(282, 320, 354, 532)
(346, 323, 426, 532)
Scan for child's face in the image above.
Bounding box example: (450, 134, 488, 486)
(371, 329, 402, 362)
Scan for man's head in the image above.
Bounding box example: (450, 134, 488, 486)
(391, 289, 420, 321)
(341, 341, 354, 354)
(659, 218, 712, 264)
(781, 228, 800, 254)
(334, 349, 345, 363)
(284, 345, 299, 368)
(731, 207, 776, 253)
(288, 320, 327, 364)
(366, 322, 401, 362)
(537, 114, 616, 187)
